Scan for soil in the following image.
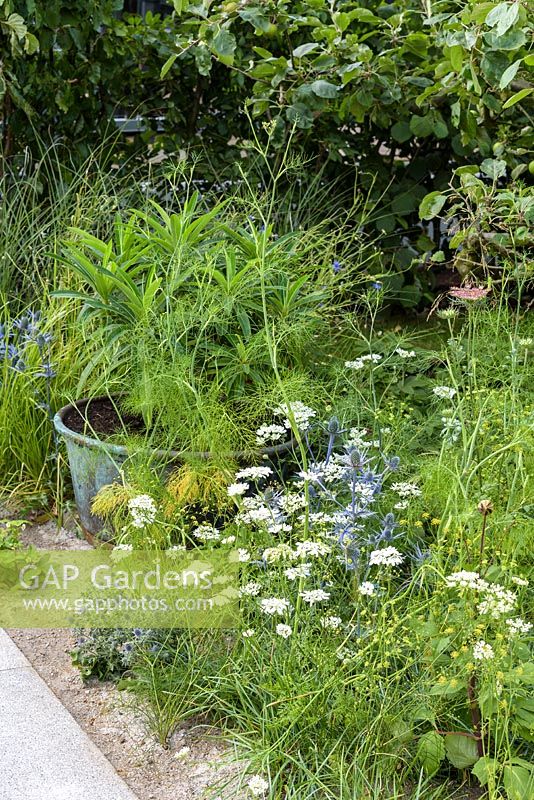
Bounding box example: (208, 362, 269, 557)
(4, 515, 241, 800)
(62, 396, 146, 439)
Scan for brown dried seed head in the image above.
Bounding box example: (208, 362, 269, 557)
(477, 499, 494, 515)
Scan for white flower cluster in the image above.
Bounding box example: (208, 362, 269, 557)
(300, 589, 330, 605)
(227, 482, 249, 496)
(473, 640, 494, 660)
(296, 540, 331, 559)
(240, 581, 262, 597)
(511, 575, 529, 587)
(279, 492, 308, 514)
(358, 581, 375, 596)
(321, 615, 342, 630)
(284, 563, 312, 580)
(477, 584, 516, 619)
(391, 482, 421, 498)
(255, 423, 287, 445)
(260, 597, 290, 615)
(235, 466, 273, 481)
(346, 428, 380, 449)
(433, 385, 456, 400)
(192, 524, 220, 542)
(247, 774, 269, 797)
(440, 414, 462, 445)
(276, 623, 292, 639)
(345, 354, 382, 370)
(445, 571, 483, 590)
(275, 401, 317, 432)
(445, 572, 517, 619)
(506, 617, 532, 636)
(369, 546, 404, 567)
(128, 494, 157, 528)
(263, 543, 296, 563)
(395, 347, 416, 358)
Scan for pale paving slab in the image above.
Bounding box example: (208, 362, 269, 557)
(0, 629, 138, 800)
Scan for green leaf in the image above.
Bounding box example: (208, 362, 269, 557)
(292, 43, 319, 58)
(172, 0, 189, 12)
(481, 158, 507, 179)
(417, 731, 445, 777)
(391, 121, 412, 143)
(211, 29, 236, 66)
(485, 2, 519, 36)
(286, 102, 314, 129)
(445, 734, 479, 769)
(160, 53, 178, 79)
(24, 32, 39, 55)
(499, 59, 521, 89)
(5, 13, 27, 40)
(431, 250, 445, 263)
(419, 192, 447, 220)
(410, 114, 433, 137)
(449, 45, 464, 72)
(503, 765, 533, 800)
(350, 8, 381, 24)
(472, 756, 499, 787)
(310, 80, 339, 98)
(503, 87, 533, 109)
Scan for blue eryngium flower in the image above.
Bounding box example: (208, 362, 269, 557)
(371, 281, 382, 290)
(332, 260, 342, 273)
(327, 416, 341, 435)
(384, 455, 400, 471)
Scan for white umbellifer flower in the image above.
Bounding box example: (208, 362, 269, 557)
(128, 494, 157, 528)
(440, 415, 462, 445)
(167, 544, 186, 553)
(276, 623, 292, 639)
(174, 746, 191, 759)
(280, 493, 308, 513)
(256, 423, 286, 445)
(284, 563, 312, 581)
(221, 535, 236, 545)
(260, 597, 290, 615)
(358, 581, 375, 596)
(473, 640, 494, 660)
(295, 540, 331, 559)
(394, 501, 409, 510)
(298, 469, 324, 483)
(228, 482, 249, 496)
(242, 629, 255, 638)
(240, 581, 262, 597)
(445, 571, 484, 590)
(263, 544, 296, 563)
(193, 524, 220, 542)
(247, 774, 269, 797)
(275, 401, 316, 431)
(506, 617, 533, 636)
(235, 466, 273, 481)
(266, 522, 293, 535)
(300, 589, 330, 605)
(433, 385, 456, 400)
(320, 615, 342, 630)
(391, 481, 421, 498)
(345, 353, 383, 370)
(511, 575, 529, 587)
(395, 347, 416, 358)
(115, 543, 133, 551)
(369, 546, 404, 567)
(518, 337, 533, 347)
(477, 583, 516, 619)
(238, 548, 251, 562)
